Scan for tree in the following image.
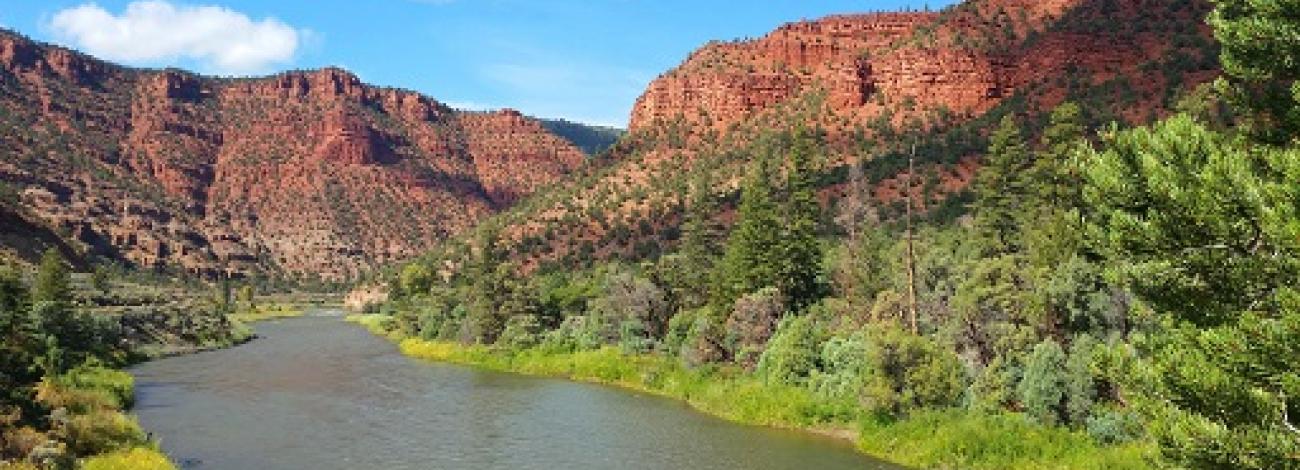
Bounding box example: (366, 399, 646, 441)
(31, 250, 70, 305)
(776, 129, 826, 312)
(1030, 101, 1086, 211)
(398, 263, 433, 298)
(676, 171, 725, 309)
(715, 150, 782, 309)
(1083, 116, 1300, 468)
(971, 116, 1031, 254)
(726, 287, 784, 368)
(1083, 116, 1300, 326)
(1209, 0, 1300, 144)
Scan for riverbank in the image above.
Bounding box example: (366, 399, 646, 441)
(348, 314, 1153, 470)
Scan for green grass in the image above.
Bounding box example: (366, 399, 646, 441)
(81, 447, 176, 470)
(398, 338, 859, 429)
(858, 410, 1155, 470)
(384, 332, 1156, 469)
(229, 303, 306, 324)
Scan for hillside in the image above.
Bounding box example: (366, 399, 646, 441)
(539, 118, 624, 156)
(0, 30, 587, 281)
(443, 0, 1219, 271)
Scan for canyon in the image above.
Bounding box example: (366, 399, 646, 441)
(0, 30, 587, 280)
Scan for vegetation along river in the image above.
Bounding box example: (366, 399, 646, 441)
(130, 311, 899, 469)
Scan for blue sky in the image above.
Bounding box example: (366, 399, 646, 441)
(2, 1, 957, 127)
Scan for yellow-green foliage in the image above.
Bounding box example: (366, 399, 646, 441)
(58, 366, 134, 409)
(229, 303, 305, 324)
(29, 366, 153, 461)
(396, 337, 1152, 470)
(347, 314, 403, 341)
(81, 447, 176, 470)
(35, 366, 134, 415)
(399, 339, 857, 429)
(857, 409, 1154, 470)
(63, 410, 148, 456)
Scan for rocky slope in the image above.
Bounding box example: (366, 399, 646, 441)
(454, 0, 1220, 271)
(0, 30, 586, 280)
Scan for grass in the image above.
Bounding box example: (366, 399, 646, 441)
(27, 366, 177, 468)
(81, 447, 176, 470)
(400, 338, 859, 431)
(229, 303, 306, 324)
(857, 410, 1155, 470)
(379, 328, 1156, 470)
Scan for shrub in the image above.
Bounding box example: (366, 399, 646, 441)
(496, 315, 543, 350)
(1064, 335, 1098, 426)
(62, 410, 148, 456)
(808, 333, 870, 401)
(863, 326, 966, 416)
(756, 315, 821, 386)
(725, 288, 784, 367)
(1085, 408, 1143, 445)
(662, 308, 701, 356)
(1018, 339, 1068, 426)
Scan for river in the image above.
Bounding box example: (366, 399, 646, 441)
(131, 311, 900, 469)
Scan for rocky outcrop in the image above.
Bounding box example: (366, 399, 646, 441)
(484, 0, 1219, 271)
(630, 0, 1215, 137)
(0, 30, 585, 280)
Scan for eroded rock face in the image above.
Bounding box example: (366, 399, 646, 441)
(0, 31, 585, 280)
(487, 0, 1218, 271)
(629, 0, 1214, 137)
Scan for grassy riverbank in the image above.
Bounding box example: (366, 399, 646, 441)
(0, 365, 176, 470)
(228, 303, 306, 324)
(349, 315, 1150, 470)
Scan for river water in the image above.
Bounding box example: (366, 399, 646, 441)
(131, 312, 899, 469)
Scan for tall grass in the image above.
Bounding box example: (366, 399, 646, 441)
(399, 339, 859, 429)
(393, 335, 1155, 469)
(81, 447, 176, 470)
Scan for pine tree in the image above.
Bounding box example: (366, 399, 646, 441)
(714, 150, 782, 310)
(1031, 102, 1086, 212)
(971, 116, 1031, 254)
(1209, 0, 1300, 144)
(32, 249, 70, 305)
(678, 171, 724, 309)
(777, 129, 825, 312)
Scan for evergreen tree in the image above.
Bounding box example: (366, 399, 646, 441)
(971, 116, 1031, 254)
(1209, 0, 1300, 144)
(677, 171, 724, 309)
(714, 150, 782, 310)
(1030, 101, 1086, 212)
(776, 129, 825, 312)
(32, 249, 70, 305)
(1083, 116, 1300, 468)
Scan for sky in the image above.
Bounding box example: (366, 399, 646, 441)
(2, 0, 958, 127)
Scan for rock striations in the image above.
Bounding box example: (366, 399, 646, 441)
(0, 31, 585, 280)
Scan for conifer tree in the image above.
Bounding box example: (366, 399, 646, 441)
(776, 129, 825, 312)
(32, 249, 70, 305)
(678, 171, 724, 309)
(1209, 0, 1300, 144)
(715, 150, 782, 311)
(971, 116, 1030, 254)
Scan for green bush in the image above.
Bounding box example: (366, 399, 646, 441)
(808, 333, 870, 401)
(755, 315, 821, 386)
(862, 326, 966, 416)
(1018, 339, 1068, 426)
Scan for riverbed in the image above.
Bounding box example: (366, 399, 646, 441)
(131, 312, 899, 469)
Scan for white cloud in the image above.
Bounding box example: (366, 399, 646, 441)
(48, 1, 305, 75)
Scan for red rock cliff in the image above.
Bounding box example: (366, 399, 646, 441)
(0, 32, 586, 280)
